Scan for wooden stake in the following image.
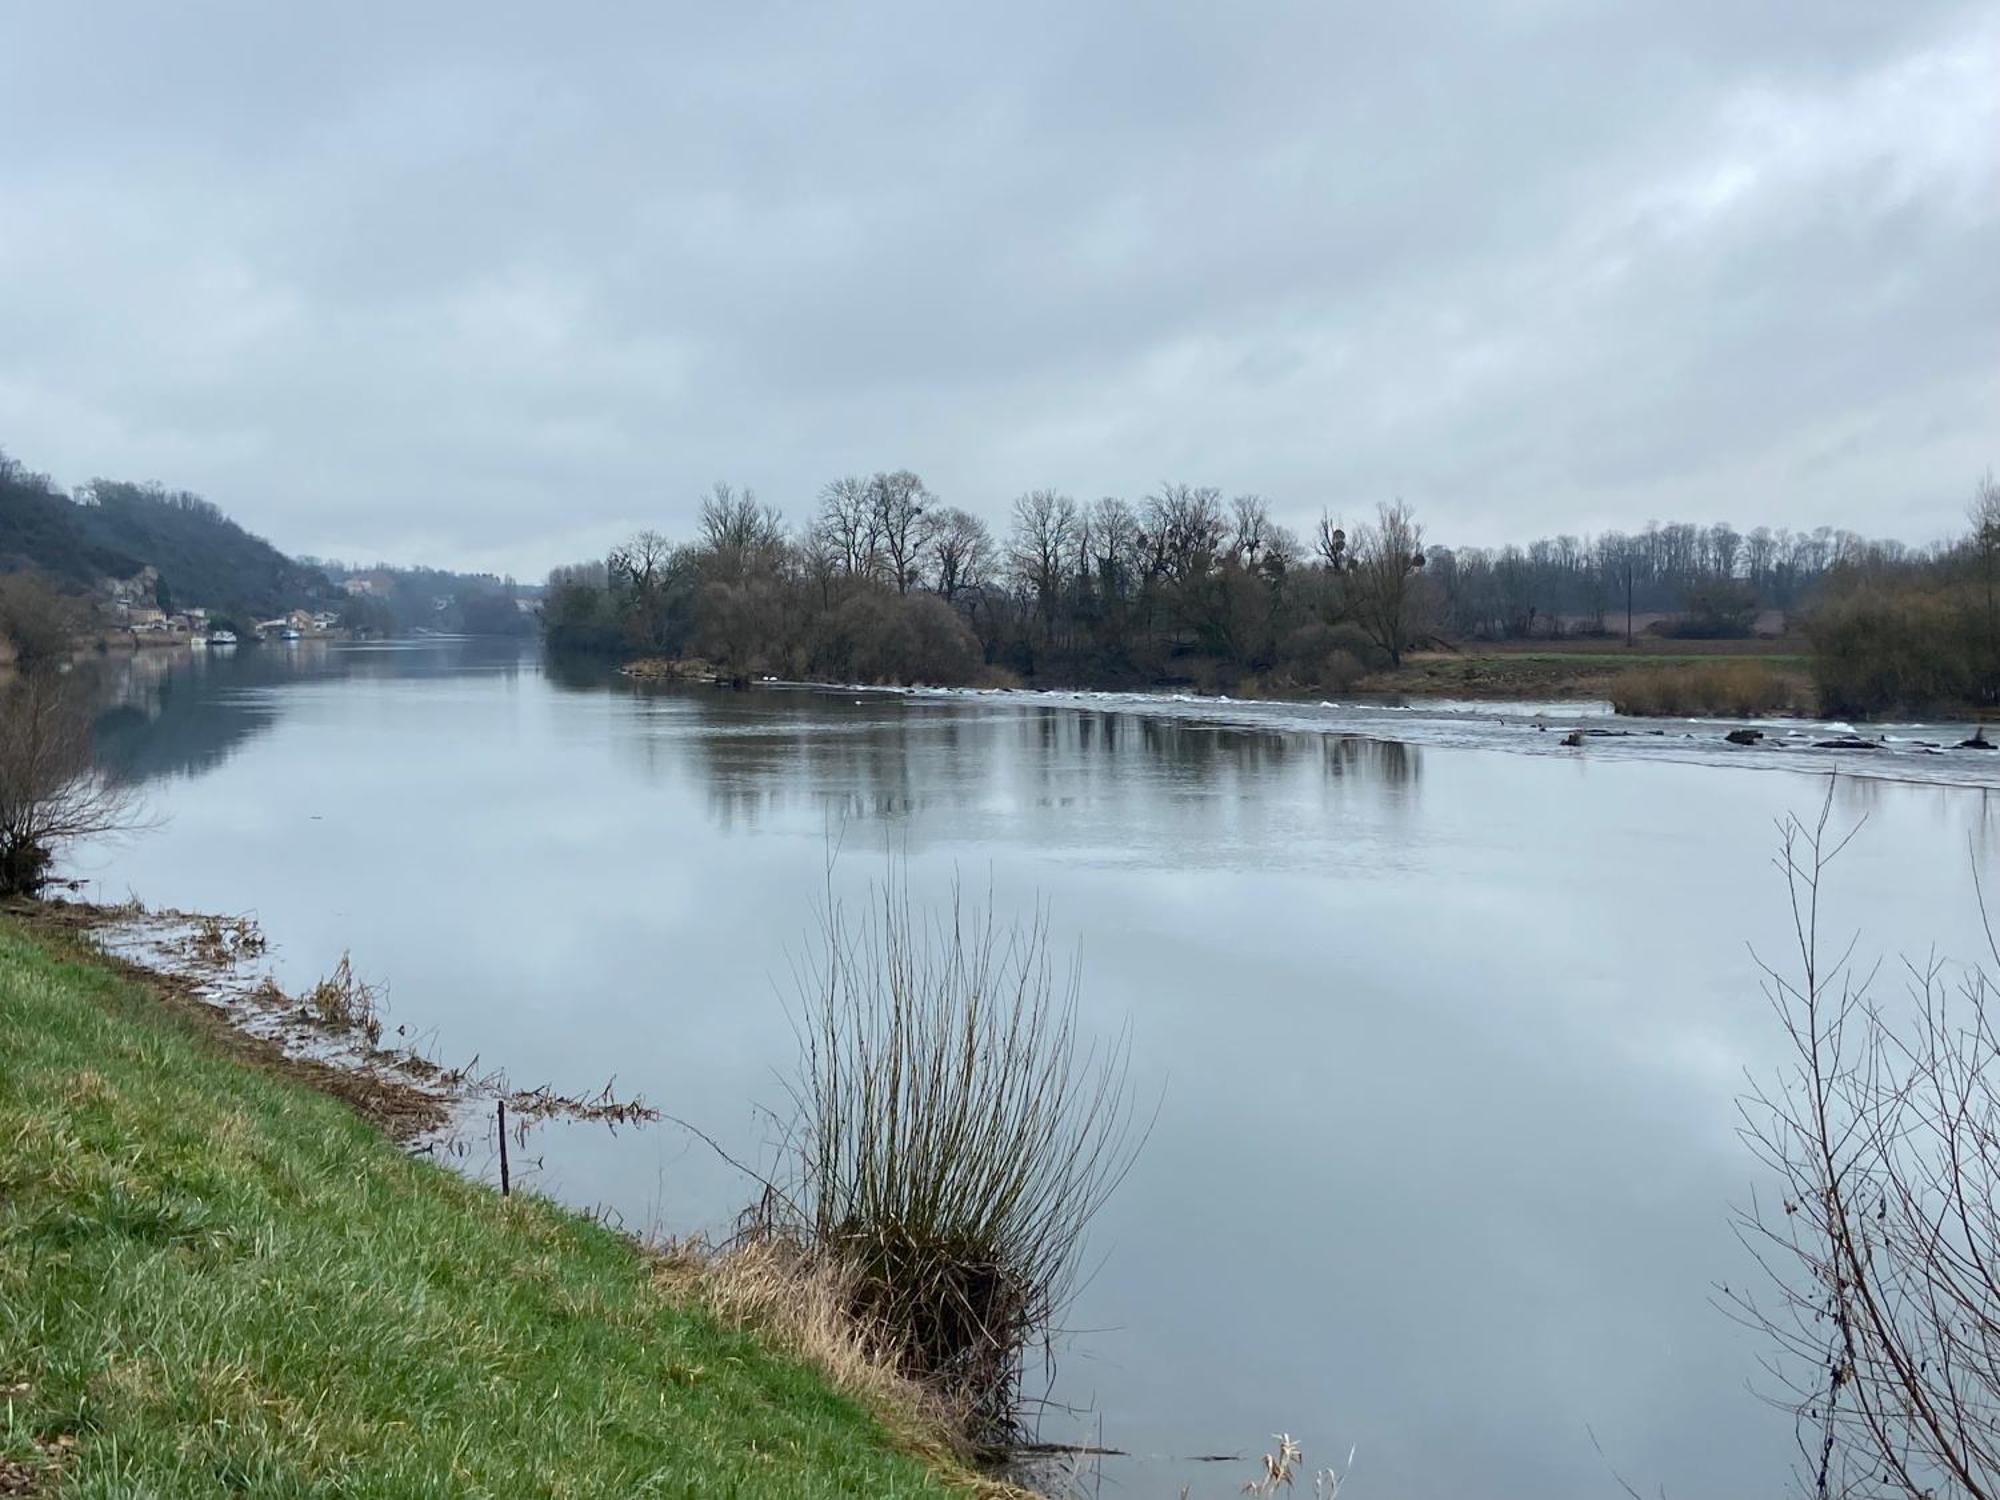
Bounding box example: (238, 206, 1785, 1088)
(497, 1099, 511, 1197)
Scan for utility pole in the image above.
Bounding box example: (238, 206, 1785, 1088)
(1624, 557, 1635, 649)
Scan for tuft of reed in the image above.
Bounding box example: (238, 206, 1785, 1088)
(302, 953, 382, 1045)
(782, 876, 1143, 1448)
(1610, 659, 1807, 718)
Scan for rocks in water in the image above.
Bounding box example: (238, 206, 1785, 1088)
(1559, 730, 1585, 747)
(1725, 728, 1764, 746)
(1959, 727, 1996, 750)
(1814, 735, 1880, 750)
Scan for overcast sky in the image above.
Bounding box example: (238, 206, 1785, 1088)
(3, 2, 1995, 577)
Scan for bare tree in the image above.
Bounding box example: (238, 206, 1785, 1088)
(1315, 513, 1349, 572)
(1140, 484, 1226, 584)
(1229, 493, 1273, 563)
(697, 482, 785, 577)
(1346, 500, 1431, 666)
(868, 470, 933, 594)
(606, 530, 688, 653)
(816, 476, 878, 579)
(1086, 496, 1141, 589)
(1009, 490, 1079, 644)
(0, 669, 140, 897)
(925, 506, 992, 602)
(1733, 793, 2000, 1498)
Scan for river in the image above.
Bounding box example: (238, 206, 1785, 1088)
(68, 638, 2000, 1497)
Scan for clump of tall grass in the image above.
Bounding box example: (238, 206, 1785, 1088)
(783, 878, 1143, 1446)
(1611, 660, 1807, 718)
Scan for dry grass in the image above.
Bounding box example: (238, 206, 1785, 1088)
(652, 1234, 1033, 1498)
(1235, 1432, 1351, 1499)
(300, 953, 382, 1044)
(1610, 659, 1811, 718)
(179, 914, 266, 969)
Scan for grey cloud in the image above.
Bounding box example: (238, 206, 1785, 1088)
(2, 0, 1993, 575)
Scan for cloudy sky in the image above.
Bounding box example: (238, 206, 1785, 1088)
(3, 2, 1995, 577)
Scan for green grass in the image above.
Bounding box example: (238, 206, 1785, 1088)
(0, 917, 964, 1498)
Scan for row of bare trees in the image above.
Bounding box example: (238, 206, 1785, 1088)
(545, 475, 1437, 689)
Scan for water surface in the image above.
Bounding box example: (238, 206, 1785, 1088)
(71, 640, 2000, 1497)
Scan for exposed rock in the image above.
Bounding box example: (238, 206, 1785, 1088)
(1814, 736, 1880, 750)
(1725, 728, 1764, 746)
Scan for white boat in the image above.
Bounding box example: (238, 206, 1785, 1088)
(280, 627, 302, 641)
(208, 630, 237, 646)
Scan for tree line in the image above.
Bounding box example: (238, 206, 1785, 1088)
(543, 476, 1443, 690)
(542, 471, 1940, 696)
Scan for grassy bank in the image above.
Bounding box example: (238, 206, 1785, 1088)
(0, 915, 976, 1498)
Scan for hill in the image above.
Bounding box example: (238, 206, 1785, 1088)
(0, 449, 332, 618)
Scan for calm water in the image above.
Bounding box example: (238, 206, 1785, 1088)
(68, 639, 2000, 1497)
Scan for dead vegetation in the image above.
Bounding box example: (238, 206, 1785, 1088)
(1733, 792, 2000, 1496)
(1234, 1432, 1350, 1499)
(177, 912, 267, 968)
(301, 953, 382, 1044)
(1610, 659, 1810, 717)
(5, 900, 657, 1151)
(652, 1234, 985, 1476)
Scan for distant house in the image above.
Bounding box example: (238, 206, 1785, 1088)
(126, 606, 168, 630)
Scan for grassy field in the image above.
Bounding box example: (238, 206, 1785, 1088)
(0, 915, 973, 1499)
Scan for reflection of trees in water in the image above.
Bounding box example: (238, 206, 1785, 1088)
(541, 651, 626, 694)
(90, 640, 531, 787)
(1834, 773, 2000, 856)
(1321, 734, 1420, 786)
(620, 692, 1409, 832)
(600, 685, 944, 832)
(1128, 715, 1421, 789)
(615, 691, 1428, 833)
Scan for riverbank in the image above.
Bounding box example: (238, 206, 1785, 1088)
(615, 639, 1826, 716)
(0, 911, 994, 1498)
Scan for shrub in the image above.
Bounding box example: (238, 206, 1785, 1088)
(0, 571, 80, 663)
(784, 880, 1141, 1443)
(1278, 623, 1376, 691)
(1805, 586, 1990, 717)
(0, 669, 141, 896)
(812, 593, 982, 686)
